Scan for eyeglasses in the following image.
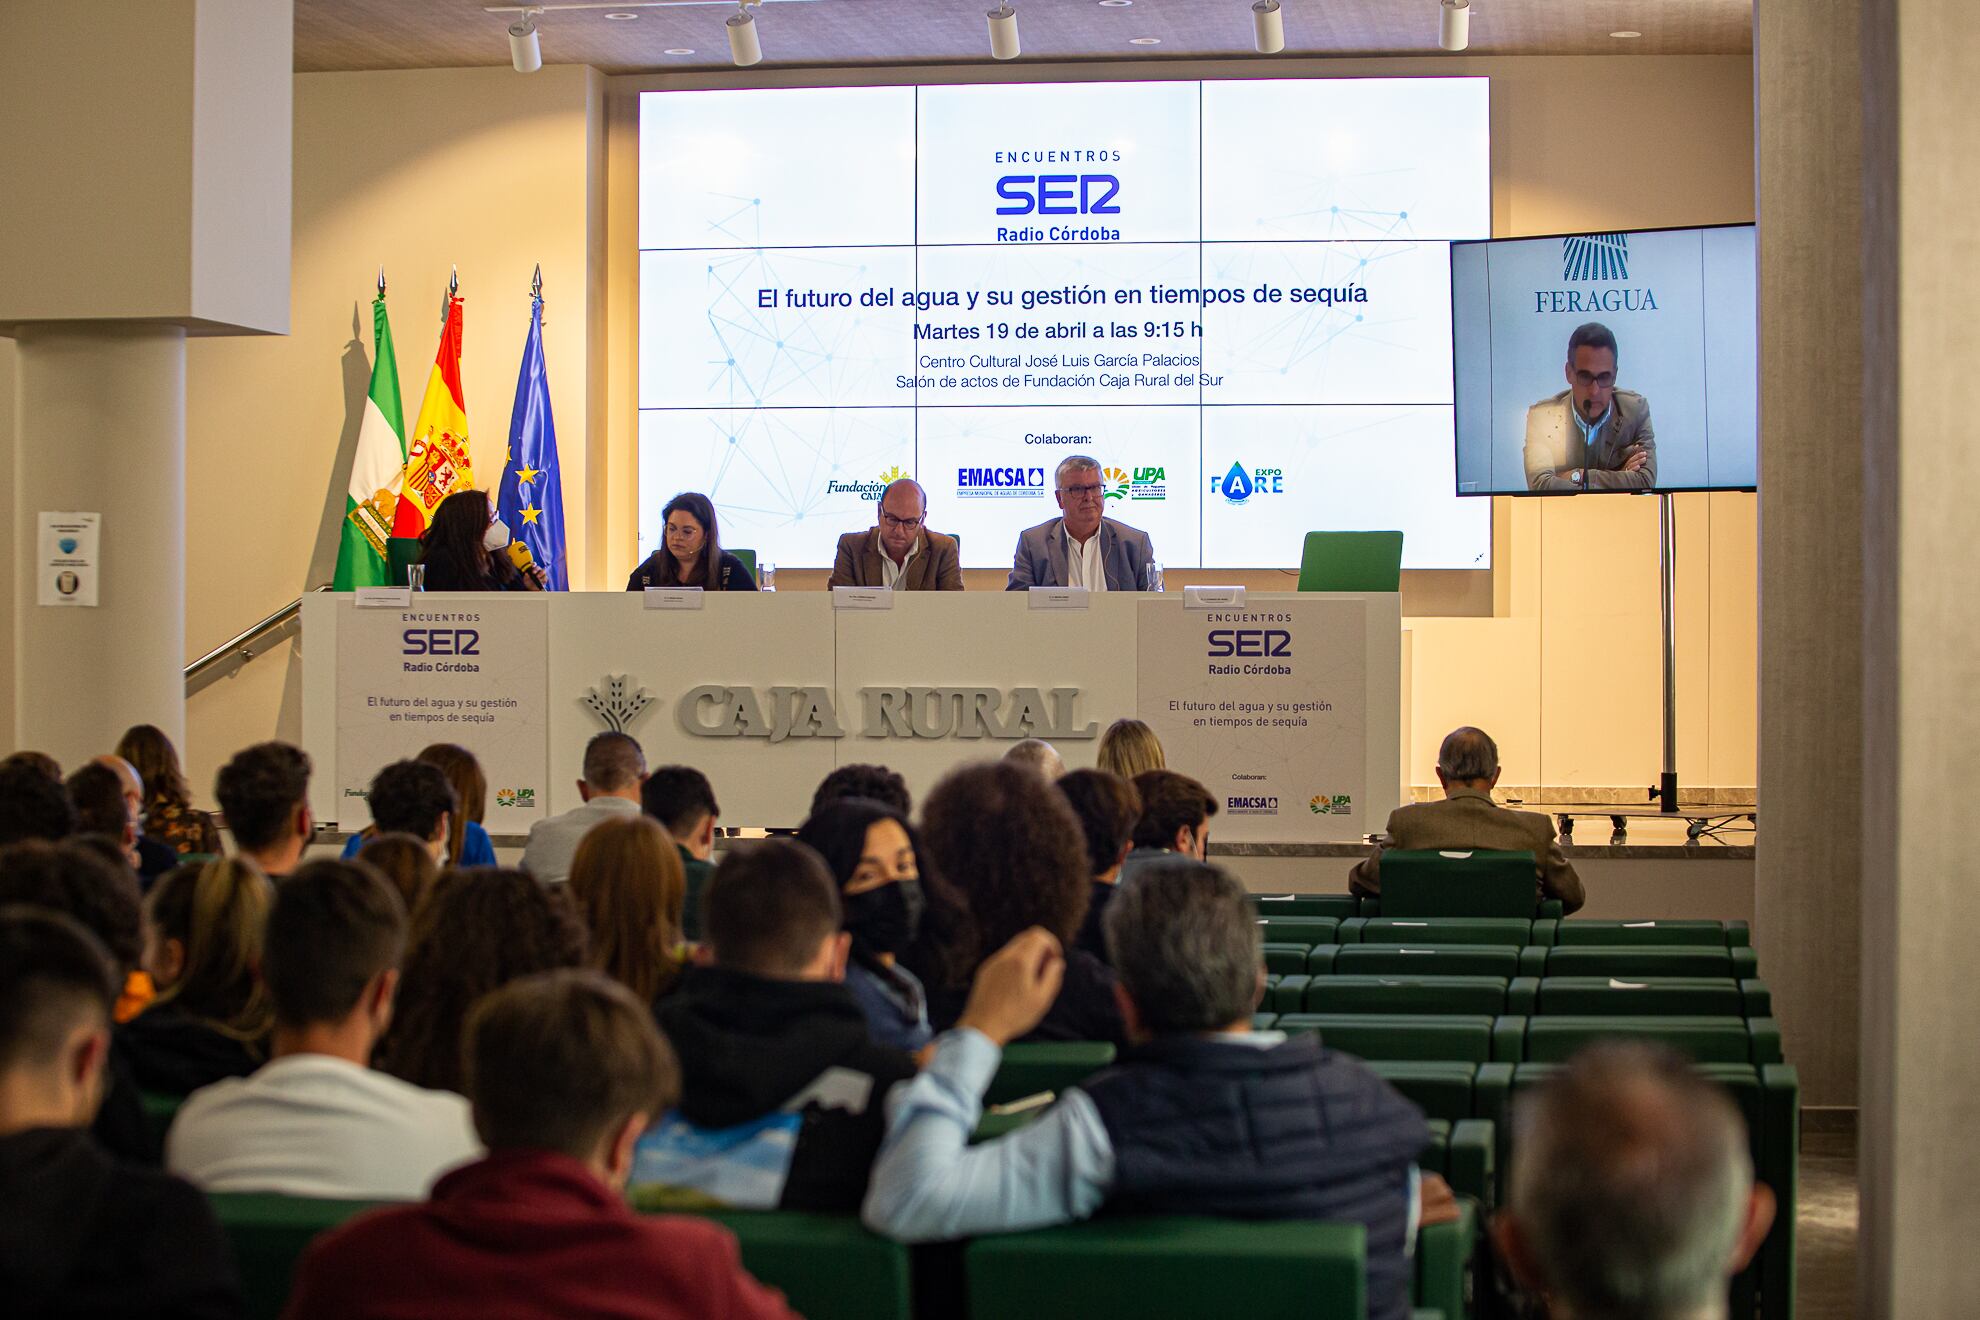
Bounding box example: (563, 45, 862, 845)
(1061, 482, 1104, 499)
(1572, 370, 1617, 389)
(879, 512, 924, 531)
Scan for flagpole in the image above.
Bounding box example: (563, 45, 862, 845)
(441, 265, 458, 324)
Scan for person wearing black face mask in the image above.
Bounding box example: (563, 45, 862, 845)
(795, 799, 934, 1052)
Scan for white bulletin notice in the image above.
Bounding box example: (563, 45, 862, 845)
(38, 512, 100, 607)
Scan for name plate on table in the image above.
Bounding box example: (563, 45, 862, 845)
(1028, 588, 1090, 611)
(832, 586, 894, 611)
(354, 588, 411, 608)
(1184, 585, 1246, 610)
(643, 588, 705, 610)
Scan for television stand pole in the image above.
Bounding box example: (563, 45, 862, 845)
(1654, 491, 1679, 812)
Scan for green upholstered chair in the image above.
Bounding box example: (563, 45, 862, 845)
(1320, 943, 1528, 979)
(1301, 974, 1512, 1016)
(1275, 1013, 1497, 1064)
(1255, 915, 1342, 946)
(1251, 893, 1360, 920)
(1297, 530, 1404, 593)
(1496, 1014, 1783, 1066)
(728, 547, 757, 583)
(1375, 849, 1540, 918)
(984, 1041, 1115, 1106)
(1531, 943, 1759, 979)
(1552, 918, 1751, 947)
(207, 1192, 385, 1320)
(693, 1210, 912, 1320)
(1531, 976, 1771, 1017)
(1344, 916, 1538, 947)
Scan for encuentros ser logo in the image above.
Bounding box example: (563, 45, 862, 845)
(1209, 461, 1285, 506)
(1537, 233, 1657, 314)
(1309, 794, 1352, 816)
(1102, 465, 1168, 502)
(826, 465, 912, 502)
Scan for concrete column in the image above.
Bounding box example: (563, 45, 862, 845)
(1859, 0, 1980, 1311)
(12, 326, 188, 760)
(1753, 0, 1864, 1108)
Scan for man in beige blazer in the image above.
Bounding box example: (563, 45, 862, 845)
(829, 479, 963, 591)
(1349, 726, 1585, 913)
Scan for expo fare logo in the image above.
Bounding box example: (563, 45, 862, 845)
(957, 465, 1046, 499)
(495, 788, 537, 809)
(1209, 461, 1285, 506)
(1309, 794, 1353, 816)
(1539, 233, 1656, 314)
(1563, 233, 1630, 282)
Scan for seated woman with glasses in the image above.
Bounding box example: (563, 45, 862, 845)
(625, 492, 759, 591)
(827, 478, 963, 591)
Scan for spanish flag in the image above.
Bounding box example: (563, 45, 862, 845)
(390, 294, 474, 539)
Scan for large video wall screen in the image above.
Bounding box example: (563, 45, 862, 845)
(637, 79, 1493, 569)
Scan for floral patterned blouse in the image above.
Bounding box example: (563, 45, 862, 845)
(144, 791, 222, 856)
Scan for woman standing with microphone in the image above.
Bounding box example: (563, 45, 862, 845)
(415, 489, 547, 591)
(624, 491, 758, 591)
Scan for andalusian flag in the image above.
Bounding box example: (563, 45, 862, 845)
(390, 294, 474, 539)
(332, 293, 405, 590)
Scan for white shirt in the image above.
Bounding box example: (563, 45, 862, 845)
(1065, 526, 1106, 593)
(879, 535, 920, 590)
(519, 794, 642, 885)
(167, 1053, 482, 1199)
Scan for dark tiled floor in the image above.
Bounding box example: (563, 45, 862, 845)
(1797, 1129, 1858, 1320)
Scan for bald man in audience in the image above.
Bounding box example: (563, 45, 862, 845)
(521, 733, 647, 886)
(1002, 739, 1065, 782)
(1349, 726, 1584, 913)
(1493, 1042, 1775, 1320)
(829, 479, 963, 590)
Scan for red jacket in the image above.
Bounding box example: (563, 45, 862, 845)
(283, 1148, 799, 1320)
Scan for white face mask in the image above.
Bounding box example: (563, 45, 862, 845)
(484, 519, 512, 551)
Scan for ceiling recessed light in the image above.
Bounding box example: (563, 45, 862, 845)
(1610, 30, 1641, 38)
(604, 11, 639, 19)
(1099, 1, 1132, 7)
(664, 47, 696, 54)
(1128, 36, 1161, 44)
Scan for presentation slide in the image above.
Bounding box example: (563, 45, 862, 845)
(1450, 225, 1758, 495)
(638, 79, 1492, 570)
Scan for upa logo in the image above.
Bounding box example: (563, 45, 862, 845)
(494, 787, 538, 810)
(1309, 793, 1353, 816)
(1102, 466, 1131, 500)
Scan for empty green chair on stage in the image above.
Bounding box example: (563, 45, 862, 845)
(1376, 849, 1539, 918)
(985, 1041, 1115, 1105)
(729, 548, 757, 583)
(1297, 530, 1404, 593)
(967, 1217, 1367, 1320)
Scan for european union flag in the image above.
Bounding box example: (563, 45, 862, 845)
(498, 290, 568, 589)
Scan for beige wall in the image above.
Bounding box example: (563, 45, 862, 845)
(2, 55, 1753, 805)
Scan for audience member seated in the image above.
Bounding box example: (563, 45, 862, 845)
(285, 970, 797, 1320)
(919, 762, 1127, 1047)
(0, 748, 64, 781)
(1055, 769, 1141, 964)
(417, 743, 498, 867)
(116, 724, 222, 858)
(0, 839, 156, 1161)
(167, 859, 480, 1198)
(522, 731, 647, 886)
(809, 762, 913, 818)
(88, 756, 181, 884)
(641, 840, 917, 1212)
(414, 488, 546, 591)
(863, 860, 1445, 1320)
(796, 799, 934, 1052)
(641, 765, 719, 940)
(357, 832, 442, 915)
(66, 762, 148, 877)
(1493, 1041, 1776, 1320)
(1097, 717, 1166, 781)
(0, 909, 240, 1319)
(213, 742, 313, 879)
(117, 859, 271, 1097)
(339, 758, 457, 862)
(379, 868, 587, 1094)
(569, 816, 687, 1009)
(0, 758, 75, 846)
(1120, 769, 1217, 884)
(1002, 738, 1066, 781)
(1350, 726, 1585, 914)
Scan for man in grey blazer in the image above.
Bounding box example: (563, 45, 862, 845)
(519, 731, 646, 885)
(1349, 726, 1585, 913)
(829, 479, 963, 590)
(1523, 322, 1657, 492)
(1006, 455, 1156, 592)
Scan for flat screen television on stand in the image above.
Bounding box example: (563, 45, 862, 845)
(1449, 224, 1757, 819)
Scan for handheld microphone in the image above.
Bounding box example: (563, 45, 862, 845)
(507, 540, 537, 573)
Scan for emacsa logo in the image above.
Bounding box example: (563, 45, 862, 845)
(957, 466, 1046, 499)
(1227, 795, 1279, 816)
(1210, 461, 1285, 505)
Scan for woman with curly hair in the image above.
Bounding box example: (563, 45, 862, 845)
(916, 761, 1126, 1046)
(119, 858, 274, 1095)
(115, 723, 221, 857)
(377, 869, 586, 1093)
(567, 815, 687, 1009)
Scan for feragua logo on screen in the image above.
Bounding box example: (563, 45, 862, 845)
(1103, 465, 1167, 501)
(993, 147, 1124, 244)
(1536, 233, 1657, 314)
(1210, 461, 1285, 505)
(1227, 795, 1280, 816)
(957, 466, 1047, 499)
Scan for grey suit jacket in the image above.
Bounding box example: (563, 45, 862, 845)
(518, 795, 642, 886)
(1347, 788, 1585, 913)
(827, 527, 963, 590)
(1006, 517, 1155, 591)
(1523, 388, 1656, 492)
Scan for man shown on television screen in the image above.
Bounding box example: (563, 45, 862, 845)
(1522, 322, 1657, 492)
